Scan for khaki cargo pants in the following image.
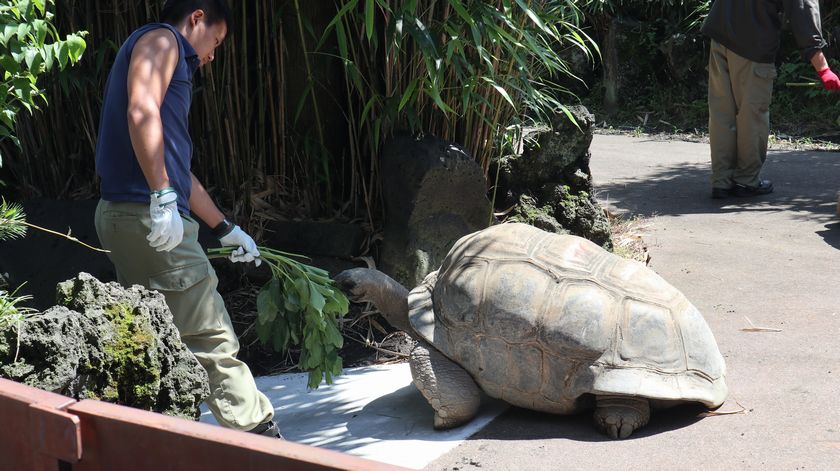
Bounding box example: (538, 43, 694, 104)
(708, 39, 776, 190)
(95, 200, 274, 430)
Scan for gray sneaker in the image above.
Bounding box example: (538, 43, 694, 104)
(247, 420, 284, 439)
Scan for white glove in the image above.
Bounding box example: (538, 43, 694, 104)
(147, 187, 184, 252)
(219, 225, 261, 267)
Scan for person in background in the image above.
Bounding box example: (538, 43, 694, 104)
(702, 0, 840, 199)
(93, 0, 281, 438)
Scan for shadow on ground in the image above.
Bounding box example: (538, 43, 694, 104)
(288, 377, 704, 449)
(468, 403, 707, 443)
(595, 150, 840, 225)
(816, 221, 840, 250)
(596, 151, 840, 249)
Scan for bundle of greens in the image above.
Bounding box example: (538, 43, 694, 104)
(208, 246, 349, 389)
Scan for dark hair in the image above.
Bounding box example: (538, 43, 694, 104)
(160, 0, 232, 27)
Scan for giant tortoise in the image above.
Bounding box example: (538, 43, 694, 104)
(336, 223, 727, 439)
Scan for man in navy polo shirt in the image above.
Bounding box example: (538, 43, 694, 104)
(94, 0, 280, 438)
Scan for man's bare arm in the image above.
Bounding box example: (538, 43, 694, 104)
(126, 29, 179, 192)
(189, 173, 225, 228)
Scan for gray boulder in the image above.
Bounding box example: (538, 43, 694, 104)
(494, 106, 612, 248)
(0, 273, 209, 420)
(380, 134, 492, 287)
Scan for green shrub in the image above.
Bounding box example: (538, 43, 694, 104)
(0, 0, 86, 165)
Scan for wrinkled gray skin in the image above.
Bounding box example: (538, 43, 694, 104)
(335, 268, 649, 439)
(335, 224, 727, 440)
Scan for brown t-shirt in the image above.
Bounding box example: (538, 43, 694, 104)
(701, 0, 826, 64)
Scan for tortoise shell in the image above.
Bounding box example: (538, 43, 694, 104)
(407, 223, 727, 413)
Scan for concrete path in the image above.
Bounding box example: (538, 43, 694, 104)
(200, 364, 507, 470)
(426, 134, 840, 470)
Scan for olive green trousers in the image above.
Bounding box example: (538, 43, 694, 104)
(708, 40, 777, 189)
(94, 200, 273, 430)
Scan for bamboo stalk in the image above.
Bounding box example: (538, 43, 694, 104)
(22, 221, 109, 252)
(277, 13, 287, 184)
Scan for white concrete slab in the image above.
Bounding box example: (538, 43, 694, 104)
(200, 363, 508, 470)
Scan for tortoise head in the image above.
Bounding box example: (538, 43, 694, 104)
(334, 268, 413, 333)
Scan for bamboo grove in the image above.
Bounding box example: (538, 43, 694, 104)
(2, 1, 593, 229)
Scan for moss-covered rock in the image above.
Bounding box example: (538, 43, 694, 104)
(507, 195, 569, 235)
(0, 273, 209, 420)
(494, 106, 612, 248)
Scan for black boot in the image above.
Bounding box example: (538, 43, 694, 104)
(247, 420, 284, 439)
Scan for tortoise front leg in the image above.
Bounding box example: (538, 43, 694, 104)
(593, 395, 651, 439)
(410, 340, 481, 429)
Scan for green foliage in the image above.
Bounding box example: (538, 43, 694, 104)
(0, 283, 32, 328)
(777, 59, 835, 99)
(772, 56, 840, 136)
(0, 198, 30, 363)
(578, 0, 712, 131)
(208, 246, 349, 390)
(0, 198, 26, 241)
(0, 0, 86, 165)
(319, 0, 597, 172)
(0, 283, 35, 363)
(582, 0, 710, 28)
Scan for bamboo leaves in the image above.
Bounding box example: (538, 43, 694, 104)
(209, 246, 350, 390)
(449, 0, 475, 26)
(365, 0, 375, 40)
(482, 77, 516, 109)
(514, 0, 554, 39)
(321, 0, 595, 174)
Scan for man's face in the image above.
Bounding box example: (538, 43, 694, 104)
(186, 10, 227, 67)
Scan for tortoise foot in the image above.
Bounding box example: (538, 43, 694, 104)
(593, 395, 650, 439)
(411, 342, 480, 431)
(433, 412, 470, 430)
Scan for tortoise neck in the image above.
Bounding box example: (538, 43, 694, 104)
(368, 273, 413, 334)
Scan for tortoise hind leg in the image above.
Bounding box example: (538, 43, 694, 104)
(593, 395, 651, 439)
(410, 341, 481, 429)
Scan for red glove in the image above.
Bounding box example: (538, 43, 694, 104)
(818, 67, 840, 91)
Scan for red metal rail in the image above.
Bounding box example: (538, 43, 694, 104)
(0, 378, 411, 471)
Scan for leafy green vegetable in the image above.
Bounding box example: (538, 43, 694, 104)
(208, 246, 349, 389)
